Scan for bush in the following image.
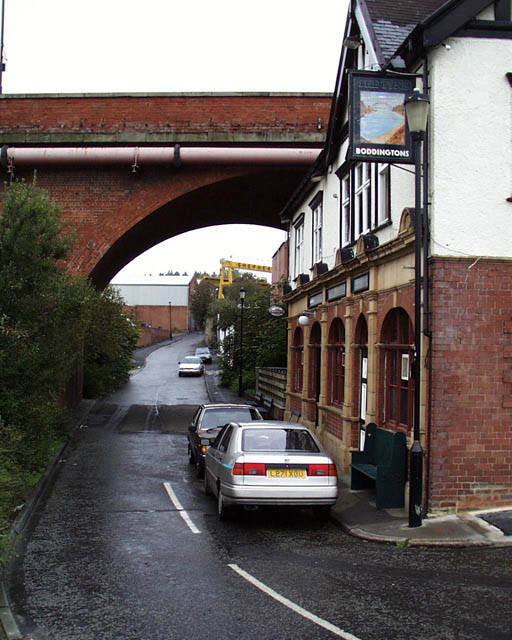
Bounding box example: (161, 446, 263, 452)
(83, 286, 139, 397)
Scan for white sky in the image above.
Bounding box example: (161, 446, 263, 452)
(2, 0, 349, 279)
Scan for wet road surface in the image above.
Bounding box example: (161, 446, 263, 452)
(10, 335, 512, 639)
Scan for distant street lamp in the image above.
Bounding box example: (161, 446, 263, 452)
(168, 301, 173, 340)
(238, 287, 246, 397)
(404, 87, 430, 528)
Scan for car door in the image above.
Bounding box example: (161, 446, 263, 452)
(189, 407, 202, 456)
(206, 424, 229, 486)
(215, 425, 235, 490)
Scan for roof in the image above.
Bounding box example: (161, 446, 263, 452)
(362, 0, 450, 64)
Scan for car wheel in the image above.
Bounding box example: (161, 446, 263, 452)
(217, 489, 232, 521)
(195, 457, 204, 479)
(188, 443, 196, 465)
(313, 506, 331, 521)
(204, 471, 212, 495)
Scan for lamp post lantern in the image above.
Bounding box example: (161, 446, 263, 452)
(238, 287, 246, 397)
(404, 87, 430, 528)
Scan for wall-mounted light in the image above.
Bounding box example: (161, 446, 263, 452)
(344, 35, 362, 50)
(298, 311, 315, 326)
(404, 88, 430, 135)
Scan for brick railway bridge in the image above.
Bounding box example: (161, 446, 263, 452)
(0, 92, 331, 287)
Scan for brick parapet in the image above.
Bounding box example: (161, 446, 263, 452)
(0, 93, 331, 146)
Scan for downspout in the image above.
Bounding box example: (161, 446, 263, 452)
(1, 145, 320, 172)
(422, 54, 433, 516)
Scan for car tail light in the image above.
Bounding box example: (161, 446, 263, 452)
(308, 463, 337, 477)
(231, 462, 266, 476)
(200, 444, 208, 455)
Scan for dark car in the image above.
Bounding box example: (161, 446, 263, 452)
(187, 404, 263, 477)
(194, 346, 213, 364)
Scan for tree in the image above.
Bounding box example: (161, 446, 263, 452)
(83, 286, 139, 398)
(0, 180, 94, 467)
(212, 278, 287, 393)
(190, 280, 216, 330)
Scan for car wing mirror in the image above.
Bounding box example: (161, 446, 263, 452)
(188, 425, 196, 433)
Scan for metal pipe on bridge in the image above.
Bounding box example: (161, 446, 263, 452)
(1, 145, 320, 170)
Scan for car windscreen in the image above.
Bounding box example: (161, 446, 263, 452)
(183, 357, 201, 363)
(200, 408, 260, 430)
(241, 428, 320, 453)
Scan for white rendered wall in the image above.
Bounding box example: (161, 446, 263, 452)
(428, 37, 512, 258)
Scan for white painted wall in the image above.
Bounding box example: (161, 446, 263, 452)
(428, 37, 512, 258)
(113, 283, 190, 306)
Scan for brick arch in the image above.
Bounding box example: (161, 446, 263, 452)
(26, 163, 307, 288)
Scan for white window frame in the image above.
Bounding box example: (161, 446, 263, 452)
(377, 163, 390, 225)
(342, 176, 350, 247)
(354, 162, 371, 238)
(294, 219, 304, 278)
(312, 201, 323, 264)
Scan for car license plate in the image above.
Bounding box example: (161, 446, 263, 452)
(267, 468, 306, 479)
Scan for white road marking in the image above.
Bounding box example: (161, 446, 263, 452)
(163, 482, 201, 534)
(228, 564, 362, 640)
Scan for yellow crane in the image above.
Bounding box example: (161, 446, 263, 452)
(218, 259, 272, 299)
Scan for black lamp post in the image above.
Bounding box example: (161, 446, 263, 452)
(238, 287, 246, 397)
(168, 301, 173, 340)
(404, 87, 430, 528)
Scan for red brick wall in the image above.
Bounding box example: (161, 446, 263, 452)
(324, 408, 343, 439)
(0, 94, 329, 288)
(0, 94, 331, 141)
(429, 259, 512, 511)
(128, 304, 188, 346)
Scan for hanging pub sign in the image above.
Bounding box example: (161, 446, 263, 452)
(348, 71, 416, 164)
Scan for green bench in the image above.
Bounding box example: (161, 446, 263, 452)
(350, 423, 407, 509)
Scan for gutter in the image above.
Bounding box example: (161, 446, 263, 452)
(0, 145, 320, 172)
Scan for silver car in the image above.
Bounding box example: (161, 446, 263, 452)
(204, 421, 338, 520)
(178, 356, 204, 377)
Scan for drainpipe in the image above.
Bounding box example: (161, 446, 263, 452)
(422, 54, 433, 517)
(1, 145, 320, 172)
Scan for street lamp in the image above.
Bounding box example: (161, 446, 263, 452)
(238, 287, 246, 397)
(404, 87, 430, 528)
(168, 301, 173, 340)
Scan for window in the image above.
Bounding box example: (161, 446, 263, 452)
(338, 163, 391, 245)
(294, 217, 304, 278)
(342, 175, 350, 247)
(309, 322, 322, 402)
(381, 308, 413, 429)
(311, 194, 323, 264)
(377, 164, 391, 226)
(218, 425, 234, 453)
(292, 327, 304, 393)
(354, 163, 371, 238)
(328, 318, 345, 407)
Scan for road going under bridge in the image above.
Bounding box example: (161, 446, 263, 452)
(0, 92, 330, 287)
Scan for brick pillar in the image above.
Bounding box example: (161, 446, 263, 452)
(366, 293, 378, 423)
(317, 305, 329, 432)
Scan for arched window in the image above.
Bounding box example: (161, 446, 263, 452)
(309, 322, 322, 402)
(354, 315, 369, 425)
(291, 327, 304, 393)
(381, 308, 413, 429)
(328, 318, 345, 406)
